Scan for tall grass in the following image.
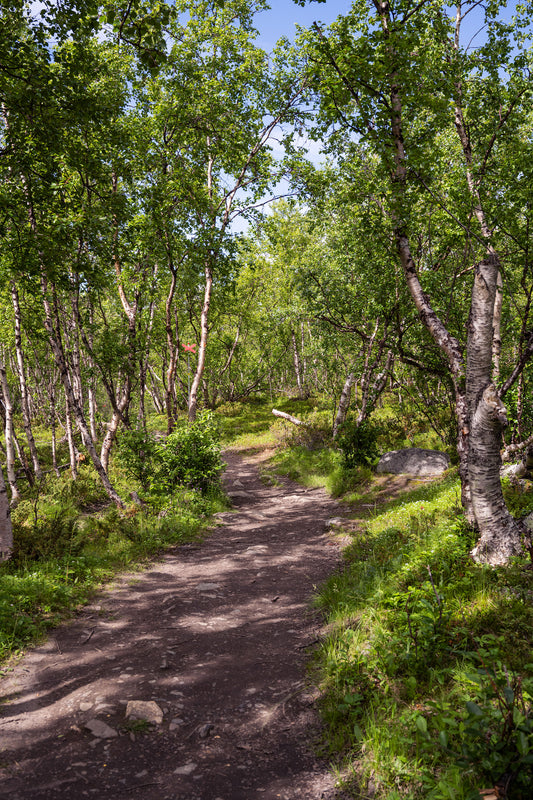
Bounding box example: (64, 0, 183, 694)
(312, 475, 533, 799)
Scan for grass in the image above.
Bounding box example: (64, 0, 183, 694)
(311, 473, 533, 799)
(0, 424, 228, 665)
(4, 394, 533, 800)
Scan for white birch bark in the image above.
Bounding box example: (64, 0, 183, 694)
(0, 359, 20, 505)
(11, 282, 42, 481)
(189, 263, 213, 423)
(333, 372, 355, 439)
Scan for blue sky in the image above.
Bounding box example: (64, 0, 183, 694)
(254, 1, 523, 51)
(255, 0, 352, 49)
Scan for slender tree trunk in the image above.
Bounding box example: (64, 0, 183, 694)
(100, 390, 130, 473)
(0, 361, 20, 505)
(50, 387, 60, 478)
(147, 366, 164, 414)
(290, 326, 305, 398)
(333, 372, 355, 439)
(0, 464, 13, 561)
(189, 263, 213, 422)
(40, 273, 124, 506)
(11, 282, 42, 481)
(165, 268, 179, 433)
(65, 390, 78, 480)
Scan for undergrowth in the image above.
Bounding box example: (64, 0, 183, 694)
(312, 475, 533, 799)
(0, 413, 227, 664)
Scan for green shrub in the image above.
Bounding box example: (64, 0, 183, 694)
(56, 465, 108, 509)
(11, 509, 84, 564)
(155, 411, 223, 495)
(337, 418, 381, 468)
(116, 428, 158, 492)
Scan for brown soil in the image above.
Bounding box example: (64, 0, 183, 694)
(0, 450, 353, 800)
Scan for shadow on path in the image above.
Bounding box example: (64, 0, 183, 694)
(0, 450, 349, 800)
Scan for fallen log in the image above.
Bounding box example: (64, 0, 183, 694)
(272, 409, 307, 426)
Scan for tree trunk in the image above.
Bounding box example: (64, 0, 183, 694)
(165, 268, 179, 433)
(50, 387, 60, 478)
(0, 360, 20, 505)
(272, 408, 306, 426)
(40, 272, 124, 507)
(65, 390, 78, 480)
(0, 464, 13, 561)
(333, 372, 355, 439)
(466, 257, 523, 564)
(11, 282, 42, 481)
(290, 326, 305, 398)
(189, 264, 213, 423)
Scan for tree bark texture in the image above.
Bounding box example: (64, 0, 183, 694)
(467, 258, 524, 564)
(11, 282, 42, 481)
(0, 465, 13, 561)
(188, 264, 213, 423)
(0, 360, 20, 505)
(332, 372, 355, 439)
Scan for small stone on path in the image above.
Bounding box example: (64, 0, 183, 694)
(84, 719, 118, 739)
(326, 517, 344, 529)
(174, 762, 197, 775)
(125, 700, 164, 725)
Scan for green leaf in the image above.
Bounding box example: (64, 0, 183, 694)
(416, 715, 428, 735)
(503, 686, 514, 705)
(353, 723, 364, 740)
(465, 701, 484, 717)
(517, 730, 530, 756)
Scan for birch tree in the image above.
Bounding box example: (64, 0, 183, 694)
(303, 0, 533, 564)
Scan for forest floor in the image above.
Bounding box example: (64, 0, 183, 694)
(0, 449, 357, 800)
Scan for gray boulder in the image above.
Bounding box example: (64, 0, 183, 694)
(376, 448, 450, 476)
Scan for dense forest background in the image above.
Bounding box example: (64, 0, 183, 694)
(2, 3, 533, 796)
(2, 0, 533, 562)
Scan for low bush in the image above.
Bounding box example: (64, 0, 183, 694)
(11, 509, 84, 564)
(156, 411, 224, 495)
(336, 418, 381, 468)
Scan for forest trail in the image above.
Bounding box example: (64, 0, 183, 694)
(0, 450, 350, 800)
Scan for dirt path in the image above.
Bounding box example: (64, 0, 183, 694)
(0, 450, 350, 800)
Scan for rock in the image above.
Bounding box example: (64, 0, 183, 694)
(174, 762, 197, 775)
(326, 517, 344, 529)
(79, 701, 93, 712)
(198, 723, 214, 739)
(125, 700, 164, 725)
(376, 448, 450, 476)
(84, 719, 118, 739)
